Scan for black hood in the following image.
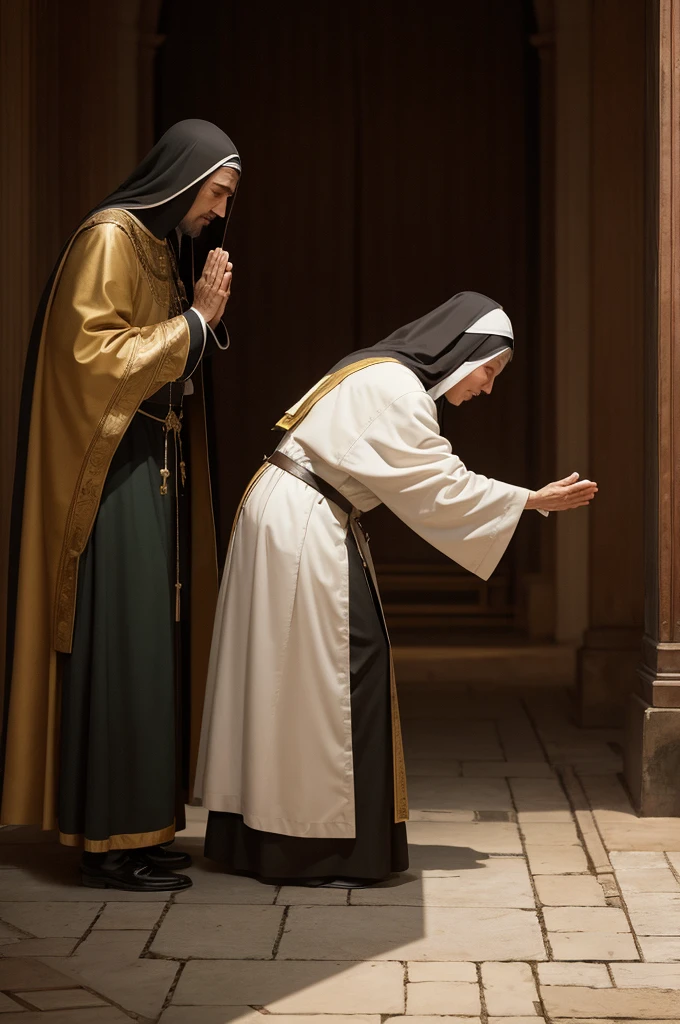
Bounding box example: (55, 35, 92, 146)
(95, 118, 241, 240)
(331, 291, 512, 392)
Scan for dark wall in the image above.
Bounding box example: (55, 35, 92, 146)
(156, 0, 539, 575)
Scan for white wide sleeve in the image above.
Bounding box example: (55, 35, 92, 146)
(339, 389, 530, 581)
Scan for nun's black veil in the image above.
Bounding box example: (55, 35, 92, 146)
(3, 120, 240, 767)
(332, 290, 513, 391)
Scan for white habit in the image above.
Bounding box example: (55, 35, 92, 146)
(194, 361, 530, 838)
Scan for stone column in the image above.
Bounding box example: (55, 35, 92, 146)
(575, 0, 646, 726)
(553, 0, 592, 651)
(626, 0, 680, 815)
(524, 1, 557, 641)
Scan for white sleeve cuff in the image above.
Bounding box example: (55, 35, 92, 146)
(208, 321, 230, 351)
(537, 508, 550, 517)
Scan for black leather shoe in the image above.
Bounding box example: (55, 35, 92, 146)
(143, 844, 192, 870)
(81, 851, 192, 892)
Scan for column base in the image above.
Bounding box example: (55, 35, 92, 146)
(625, 693, 680, 816)
(577, 630, 641, 726)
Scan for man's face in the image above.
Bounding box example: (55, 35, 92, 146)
(179, 167, 240, 238)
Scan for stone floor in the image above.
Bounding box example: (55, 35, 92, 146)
(2, 684, 680, 1023)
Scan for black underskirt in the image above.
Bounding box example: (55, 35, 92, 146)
(203, 529, 409, 883)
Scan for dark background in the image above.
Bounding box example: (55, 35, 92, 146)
(156, 0, 542, 611)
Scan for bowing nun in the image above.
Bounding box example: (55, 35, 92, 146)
(195, 291, 598, 888)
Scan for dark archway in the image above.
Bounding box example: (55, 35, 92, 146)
(155, 0, 544, 643)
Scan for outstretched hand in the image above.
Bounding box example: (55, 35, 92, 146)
(525, 472, 598, 512)
(192, 248, 233, 328)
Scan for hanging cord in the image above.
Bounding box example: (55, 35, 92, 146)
(138, 381, 186, 622)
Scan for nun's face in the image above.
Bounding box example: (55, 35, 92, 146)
(180, 167, 240, 238)
(445, 360, 503, 406)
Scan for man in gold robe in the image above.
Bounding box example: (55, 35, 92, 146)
(1, 119, 240, 892)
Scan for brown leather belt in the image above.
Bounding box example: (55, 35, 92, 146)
(267, 450, 354, 517)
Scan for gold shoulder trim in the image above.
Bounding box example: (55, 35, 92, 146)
(83, 210, 181, 313)
(274, 357, 401, 432)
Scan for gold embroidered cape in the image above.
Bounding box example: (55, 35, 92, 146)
(2, 210, 218, 829)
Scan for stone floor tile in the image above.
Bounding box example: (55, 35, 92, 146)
(0, 956, 75, 990)
(277, 885, 348, 905)
(352, 860, 534, 908)
(537, 962, 611, 987)
(49, 930, 178, 1017)
(47, 952, 179, 1018)
(152, 903, 284, 958)
(403, 721, 503, 762)
(625, 893, 680, 935)
(535, 876, 606, 907)
(509, 778, 571, 815)
(518, 810, 573, 824)
(548, 931, 639, 960)
(406, 820, 523, 860)
(487, 1019, 542, 1024)
(173, 960, 404, 1012)
(525, 846, 588, 875)
(374, 1018, 479, 1024)
(406, 980, 481, 1014)
(72, 929, 148, 960)
(549, 1020, 671, 1024)
(16, 989, 108, 1010)
(638, 935, 680, 961)
(408, 962, 477, 982)
(174, 861, 277, 904)
(542, 906, 630, 932)
(542, 985, 680, 1018)
(163, 1013, 381, 1024)
(665, 851, 680, 873)
(407, 760, 462, 777)
(497, 715, 546, 763)
(0, 866, 167, 902)
(614, 866, 678, 893)
(0, 1013, 131, 1023)
(579, 775, 636, 821)
(93, 902, 163, 929)
(520, 824, 580, 846)
(609, 851, 668, 870)
(408, 810, 478, 823)
(0, 994, 22, 1013)
(462, 762, 553, 778)
(277, 907, 546, 961)
(482, 961, 538, 1016)
(610, 962, 680, 987)
(597, 820, 680, 852)
(159, 1011, 277, 1024)
(0, 924, 21, 946)
(408, 777, 512, 813)
(0, 902, 101, 936)
(0, 937, 78, 956)
(573, 813, 611, 875)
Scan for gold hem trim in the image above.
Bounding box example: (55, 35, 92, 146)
(59, 823, 176, 852)
(274, 357, 401, 432)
